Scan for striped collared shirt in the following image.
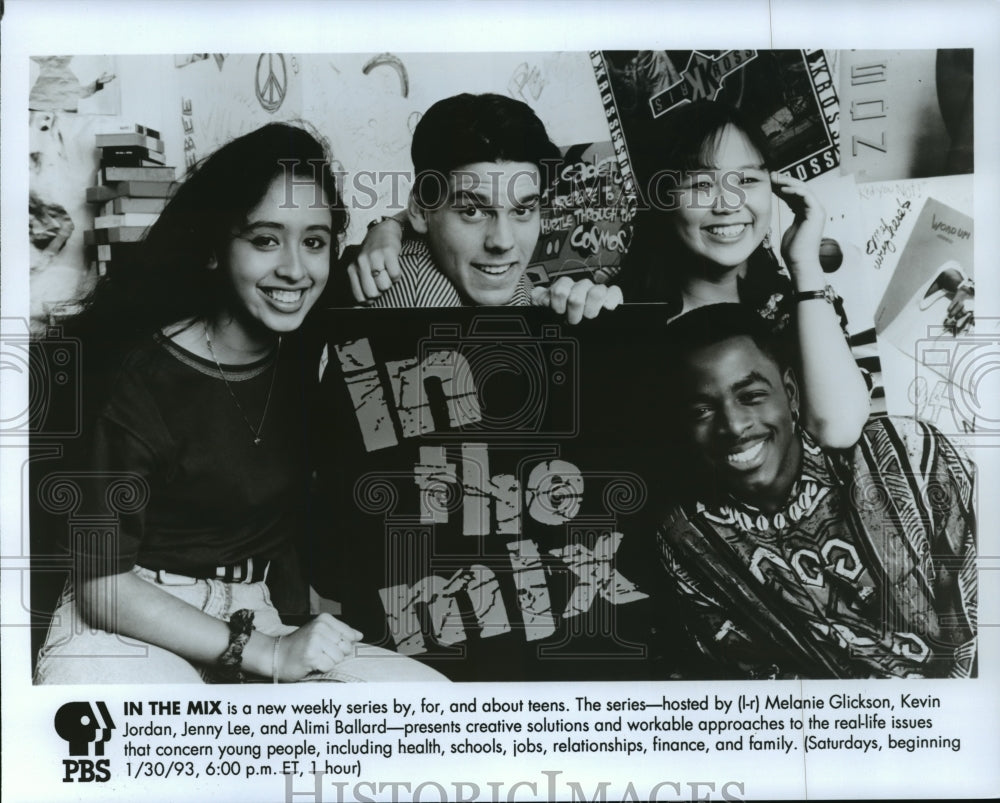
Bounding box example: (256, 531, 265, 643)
(366, 236, 532, 308)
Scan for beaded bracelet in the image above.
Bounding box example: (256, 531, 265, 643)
(214, 609, 255, 683)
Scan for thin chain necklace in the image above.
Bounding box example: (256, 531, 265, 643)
(204, 323, 280, 446)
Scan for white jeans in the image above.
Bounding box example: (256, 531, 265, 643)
(34, 566, 447, 684)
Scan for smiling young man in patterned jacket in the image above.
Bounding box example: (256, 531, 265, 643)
(657, 303, 976, 679)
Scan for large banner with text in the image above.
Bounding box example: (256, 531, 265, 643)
(309, 307, 673, 682)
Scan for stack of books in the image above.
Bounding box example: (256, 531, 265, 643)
(83, 124, 176, 276)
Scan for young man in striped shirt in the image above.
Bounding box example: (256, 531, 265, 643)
(355, 93, 622, 323)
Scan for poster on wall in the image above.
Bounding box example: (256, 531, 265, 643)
(838, 49, 974, 182)
(595, 49, 840, 182)
(2, 3, 999, 803)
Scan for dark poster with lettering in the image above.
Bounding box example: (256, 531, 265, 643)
(529, 141, 636, 287)
(307, 307, 673, 682)
(593, 49, 840, 183)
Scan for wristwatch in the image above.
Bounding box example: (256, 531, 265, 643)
(793, 285, 838, 305)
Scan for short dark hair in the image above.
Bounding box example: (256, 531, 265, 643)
(664, 303, 791, 378)
(411, 93, 561, 207)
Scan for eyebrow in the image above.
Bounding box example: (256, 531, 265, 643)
(240, 221, 333, 233)
(684, 370, 773, 405)
(450, 188, 541, 208)
(688, 163, 767, 173)
(730, 371, 773, 392)
(511, 192, 541, 208)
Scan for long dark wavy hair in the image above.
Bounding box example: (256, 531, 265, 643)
(70, 121, 348, 352)
(618, 100, 790, 318)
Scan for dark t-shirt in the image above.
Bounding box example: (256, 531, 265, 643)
(76, 332, 316, 576)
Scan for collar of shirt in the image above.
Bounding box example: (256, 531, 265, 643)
(694, 430, 837, 536)
(401, 236, 533, 307)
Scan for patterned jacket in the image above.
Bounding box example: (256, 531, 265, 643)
(658, 417, 976, 679)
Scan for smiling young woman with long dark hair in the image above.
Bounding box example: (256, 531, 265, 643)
(35, 123, 444, 683)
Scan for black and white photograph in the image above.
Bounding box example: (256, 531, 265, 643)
(2, 1, 999, 801)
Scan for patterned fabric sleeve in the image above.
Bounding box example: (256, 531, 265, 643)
(882, 417, 977, 676)
(655, 511, 788, 679)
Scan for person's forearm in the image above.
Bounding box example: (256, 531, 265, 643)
(79, 572, 276, 676)
(793, 263, 870, 448)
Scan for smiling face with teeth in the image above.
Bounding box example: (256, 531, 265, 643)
(669, 124, 773, 277)
(680, 334, 802, 513)
(409, 161, 541, 306)
(218, 174, 333, 347)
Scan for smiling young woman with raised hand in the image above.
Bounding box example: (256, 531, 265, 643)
(35, 123, 444, 684)
(623, 100, 869, 449)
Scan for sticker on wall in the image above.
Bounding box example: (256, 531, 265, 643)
(29, 55, 119, 115)
(255, 53, 288, 113)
